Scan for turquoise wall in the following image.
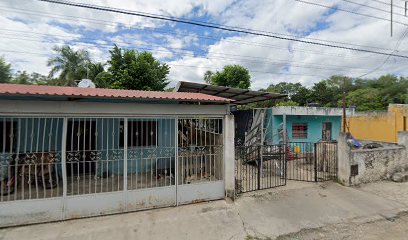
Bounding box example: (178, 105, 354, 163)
(264, 112, 341, 144)
(92, 118, 176, 176)
(0, 117, 176, 179)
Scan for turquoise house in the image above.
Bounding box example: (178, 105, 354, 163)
(263, 107, 349, 144)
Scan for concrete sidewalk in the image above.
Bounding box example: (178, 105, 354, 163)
(1, 181, 407, 240)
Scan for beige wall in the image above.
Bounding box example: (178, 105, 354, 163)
(347, 105, 408, 143)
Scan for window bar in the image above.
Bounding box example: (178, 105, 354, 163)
(21, 119, 26, 200)
(136, 119, 139, 190)
(115, 119, 119, 192)
(12, 118, 18, 201)
(105, 118, 109, 192)
(61, 117, 68, 207)
(48, 118, 54, 198)
(150, 120, 153, 188)
(129, 119, 133, 190)
(100, 119, 104, 193)
(94, 119, 98, 194)
(154, 120, 157, 188)
(76, 118, 81, 195)
(144, 119, 147, 189)
(34, 118, 40, 199)
(55, 118, 60, 196)
(88, 118, 92, 194)
(40, 118, 47, 198)
(123, 118, 128, 196)
(82, 118, 87, 194)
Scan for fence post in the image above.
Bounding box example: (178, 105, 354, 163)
(314, 143, 318, 183)
(123, 117, 128, 210)
(257, 145, 261, 190)
(61, 117, 68, 219)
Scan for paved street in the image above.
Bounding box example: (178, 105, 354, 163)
(1, 181, 408, 240)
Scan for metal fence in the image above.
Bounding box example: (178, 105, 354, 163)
(0, 117, 63, 201)
(287, 142, 337, 182)
(235, 145, 286, 193)
(235, 141, 338, 193)
(0, 116, 225, 222)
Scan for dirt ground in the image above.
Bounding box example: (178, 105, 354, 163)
(277, 211, 408, 240)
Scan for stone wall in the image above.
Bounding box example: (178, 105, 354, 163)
(337, 132, 408, 186)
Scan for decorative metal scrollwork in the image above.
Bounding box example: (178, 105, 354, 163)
(67, 151, 81, 163)
(90, 151, 102, 161)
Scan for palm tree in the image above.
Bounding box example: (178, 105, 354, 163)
(47, 45, 90, 86)
(87, 62, 112, 88)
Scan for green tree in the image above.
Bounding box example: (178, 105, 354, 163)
(11, 71, 48, 85)
(47, 45, 90, 86)
(86, 62, 112, 88)
(203, 70, 213, 84)
(344, 88, 383, 111)
(205, 65, 251, 89)
(266, 82, 310, 106)
(275, 100, 300, 107)
(309, 81, 338, 107)
(0, 56, 12, 83)
(107, 45, 170, 91)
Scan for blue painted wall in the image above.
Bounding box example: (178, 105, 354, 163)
(92, 118, 176, 176)
(0, 117, 176, 179)
(264, 112, 341, 144)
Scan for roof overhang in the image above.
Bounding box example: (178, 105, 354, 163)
(174, 81, 286, 105)
(0, 84, 233, 105)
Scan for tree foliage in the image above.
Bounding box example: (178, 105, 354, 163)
(11, 71, 48, 85)
(275, 100, 300, 107)
(266, 82, 310, 106)
(204, 65, 251, 89)
(47, 45, 90, 86)
(248, 74, 408, 111)
(0, 56, 12, 83)
(344, 88, 383, 111)
(107, 45, 170, 91)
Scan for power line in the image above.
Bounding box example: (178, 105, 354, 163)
(358, 23, 408, 77)
(0, 4, 398, 52)
(0, 49, 329, 78)
(0, 27, 390, 62)
(295, 0, 408, 26)
(370, 0, 406, 9)
(343, 0, 406, 17)
(36, 0, 408, 59)
(0, 34, 377, 73)
(2, 5, 404, 58)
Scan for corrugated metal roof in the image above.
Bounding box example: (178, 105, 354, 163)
(174, 81, 286, 105)
(0, 84, 233, 104)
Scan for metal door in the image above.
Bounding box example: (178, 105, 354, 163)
(177, 118, 224, 204)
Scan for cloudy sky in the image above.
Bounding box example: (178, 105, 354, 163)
(1, 0, 408, 90)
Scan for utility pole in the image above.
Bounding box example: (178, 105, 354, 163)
(391, 0, 393, 37)
(342, 78, 347, 133)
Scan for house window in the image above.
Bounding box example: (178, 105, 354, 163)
(0, 120, 17, 152)
(292, 123, 308, 139)
(120, 120, 158, 147)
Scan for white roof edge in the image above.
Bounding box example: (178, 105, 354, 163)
(271, 106, 354, 116)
